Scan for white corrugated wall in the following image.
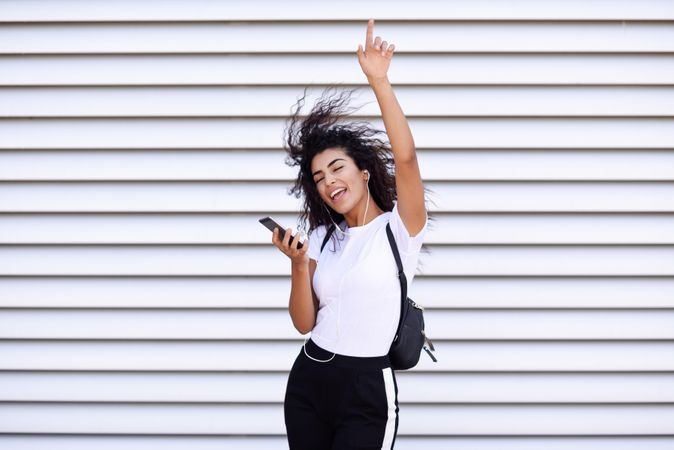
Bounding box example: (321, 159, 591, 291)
(1, 1, 674, 448)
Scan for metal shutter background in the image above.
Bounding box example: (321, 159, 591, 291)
(1, 1, 674, 448)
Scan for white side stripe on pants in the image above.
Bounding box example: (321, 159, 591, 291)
(381, 367, 397, 450)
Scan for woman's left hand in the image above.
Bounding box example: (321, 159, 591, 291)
(356, 18, 395, 83)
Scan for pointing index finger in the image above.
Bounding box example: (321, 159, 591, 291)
(366, 18, 374, 48)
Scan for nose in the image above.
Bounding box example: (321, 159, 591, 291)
(324, 171, 337, 185)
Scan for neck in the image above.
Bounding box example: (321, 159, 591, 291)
(343, 199, 383, 228)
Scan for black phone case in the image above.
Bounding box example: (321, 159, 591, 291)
(259, 217, 303, 249)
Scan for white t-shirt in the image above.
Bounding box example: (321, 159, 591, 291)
(306, 202, 428, 357)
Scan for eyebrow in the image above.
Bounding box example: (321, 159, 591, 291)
(312, 158, 346, 177)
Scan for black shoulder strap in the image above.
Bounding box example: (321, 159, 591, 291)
(386, 223, 408, 342)
(320, 223, 336, 253)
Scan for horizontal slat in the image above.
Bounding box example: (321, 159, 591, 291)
(2, 277, 674, 309)
(1, 182, 673, 212)
(2, 341, 673, 371)
(2, 245, 674, 276)
(1, 0, 673, 21)
(2, 372, 673, 403)
(2, 86, 674, 117)
(2, 55, 674, 86)
(2, 213, 673, 244)
(2, 309, 674, 340)
(2, 150, 674, 181)
(0, 149, 296, 181)
(0, 436, 290, 450)
(1, 436, 674, 450)
(1, 118, 672, 149)
(1, 22, 673, 53)
(2, 403, 674, 435)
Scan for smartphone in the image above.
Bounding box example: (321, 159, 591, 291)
(259, 216, 304, 249)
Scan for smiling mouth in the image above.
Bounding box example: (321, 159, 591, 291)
(330, 188, 347, 203)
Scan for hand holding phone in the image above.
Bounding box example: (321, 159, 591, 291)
(259, 216, 304, 249)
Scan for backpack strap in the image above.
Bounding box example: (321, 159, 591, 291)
(386, 222, 408, 343)
(320, 223, 336, 253)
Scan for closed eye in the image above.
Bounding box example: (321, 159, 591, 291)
(314, 166, 344, 184)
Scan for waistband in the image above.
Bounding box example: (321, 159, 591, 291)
(301, 338, 391, 370)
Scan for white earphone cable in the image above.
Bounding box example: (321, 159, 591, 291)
(303, 336, 336, 363)
(308, 171, 371, 363)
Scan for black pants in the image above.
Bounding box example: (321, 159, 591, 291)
(284, 338, 399, 450)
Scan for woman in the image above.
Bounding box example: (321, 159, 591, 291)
(272, 18, 428, 450)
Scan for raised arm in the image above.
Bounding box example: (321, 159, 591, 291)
(356, 19, 426, 236)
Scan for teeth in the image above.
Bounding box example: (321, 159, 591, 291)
(331, 188, 345, 199)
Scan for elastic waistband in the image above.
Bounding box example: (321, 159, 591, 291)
(302, 338, 391, 369)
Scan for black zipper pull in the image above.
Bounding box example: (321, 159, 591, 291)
(423, 345, 437, 362)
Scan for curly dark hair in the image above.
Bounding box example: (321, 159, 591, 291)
(282, 84, 434, 254)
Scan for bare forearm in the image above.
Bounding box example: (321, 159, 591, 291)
(369, 76, 426, 234)
(288, 262, 315, 334)
(369, 76, 416, 163)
